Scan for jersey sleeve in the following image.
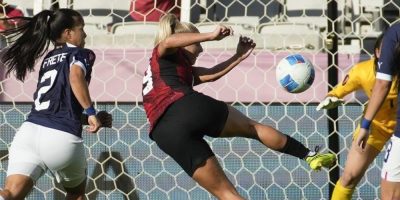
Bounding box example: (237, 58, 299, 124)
(69, 49, 96, 78)
(377, 24, 400, 81)
(328, 63, 362, 98)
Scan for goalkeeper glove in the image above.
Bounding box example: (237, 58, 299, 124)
(316, 96, 344, 111)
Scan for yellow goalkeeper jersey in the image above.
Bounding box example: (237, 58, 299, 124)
(328, 58, 397, 137)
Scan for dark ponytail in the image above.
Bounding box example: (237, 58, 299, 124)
(1, 9, 82, 81)
(1, 10, 52, 81)
(393, 42, 400, 90)
(373, 33, 384, 72)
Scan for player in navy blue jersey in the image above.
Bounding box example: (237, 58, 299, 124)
(0, 9, 112, 200)
(355, 23, 400, 200)
(142, 13, 336, 200)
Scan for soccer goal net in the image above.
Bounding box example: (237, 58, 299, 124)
(0, 0, 395, 199)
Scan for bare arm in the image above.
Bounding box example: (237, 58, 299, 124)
(316, 62, 366, 111)
(70, 65, 101, 133)
(354, 25, 399, 150)
(193, 36, 256, 85)
(70, 65, 92, 109)
(158, 25, 233, 57)
(193, 55, 242, 85)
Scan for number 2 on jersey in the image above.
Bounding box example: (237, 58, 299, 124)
(34, 69, 58, 111)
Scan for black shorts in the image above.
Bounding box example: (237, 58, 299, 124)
(150, 92, 229, 176)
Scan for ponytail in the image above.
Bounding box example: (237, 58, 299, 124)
(2, 10, 53, 81)
(155, 14, 178, 45)
(373, 33, 384, 71)
(1, 9, 82, 81)
(154, 13, 199, 45)
(393, 42, 400, 89)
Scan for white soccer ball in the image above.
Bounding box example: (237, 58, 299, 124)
(276, 54, 315, 93)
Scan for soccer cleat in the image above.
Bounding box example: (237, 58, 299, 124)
(306, 146, 336, 171)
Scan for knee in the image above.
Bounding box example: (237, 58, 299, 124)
(247, 121, 258, 133)
(0, 189, 17, 200)
(251, 122, 268, 138)
(237, 122, 259, 140)
(382, 193, 400, 200)
(340, 172, 359, 188)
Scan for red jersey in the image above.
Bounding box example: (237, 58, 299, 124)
(142, 46, 194, 131)
(130, 0, 181, 21)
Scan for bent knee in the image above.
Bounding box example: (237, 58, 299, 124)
(382, 193, 400, 200)
(0, 190, 11, 200)
(240, 122, 262, 139)
(0, 189, 23, 200)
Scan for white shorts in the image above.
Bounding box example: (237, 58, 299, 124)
(7, 122, 86, 188)
(381, 136, 400, 182)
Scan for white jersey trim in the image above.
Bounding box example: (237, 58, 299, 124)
(70, 59, 86, 76)
(376, 72, 392, 81)
(66, 42, 87, 76)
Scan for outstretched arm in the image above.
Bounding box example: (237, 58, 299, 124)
(316, 62, 365, 111)
(158, 25, 233, 57)
(193, 36, 256, 85)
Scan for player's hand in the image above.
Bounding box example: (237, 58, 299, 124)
(355, 128, 370, 152)
(236, 36, 256, 60)
(97, 111, 112, 128)
(210, 25, 233, 41)
(87, 115, 102, 133)
(316, 96, 344, 111)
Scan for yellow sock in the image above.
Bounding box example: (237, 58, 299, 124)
(331, 180, 354, 200)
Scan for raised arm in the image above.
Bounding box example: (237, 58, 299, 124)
(316, 62, 364, 111)
(192, 36, 256, 85)
(158, 25, 233, 57)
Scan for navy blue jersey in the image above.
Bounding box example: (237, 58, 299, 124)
(376, 24, 400, 137)
(376, 23, 400, 81)
(26, 44, 95, 137)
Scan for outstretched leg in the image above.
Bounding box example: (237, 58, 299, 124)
(220, 106, 335, 170)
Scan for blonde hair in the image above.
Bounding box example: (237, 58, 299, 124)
(154, 14, 199, 45)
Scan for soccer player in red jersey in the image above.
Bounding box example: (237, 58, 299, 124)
(142, 13, 336, 200)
